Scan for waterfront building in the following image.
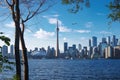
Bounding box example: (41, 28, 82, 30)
(78, 44, 82, 51)
(105, 46, 113, 58)
(30, 48, 47, 59)
(91, 47, 98, 59)
(34, 47, 38, 51)
(112, 35, 117, 47)
(68, 47, 74, 55)
(68, 46, 79, 59)
(107, 36, 111, 46)
(10, 44, 14, 56)
(64, 42, 68, 53)
(81, 49, 84, 57)
(51, 47, 55, 54)
(113, 45, 120, 58)
(88, 39, 92, 58)
(92, 36, 97, 47)
(89, 39, 91, 47)
(46, 46, 55, 58)
(72, 44, 76, 50)
(118, 39, 120, 45)
(102, 37, 107, 43)
(2, 45, 8, 57)
(88, 47, 93, 58)
(83, 46, 87, 56)
(99, 42, 108, 58)
(116, 39, 118, 45)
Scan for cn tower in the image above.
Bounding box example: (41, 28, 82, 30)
(56, 20, 59, 57)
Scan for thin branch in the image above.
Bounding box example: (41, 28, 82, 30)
(25, 8, 31, 22)
(23, 0, 46, 22)
(38, 4, 54, 14)
(5, 0, 12, 7)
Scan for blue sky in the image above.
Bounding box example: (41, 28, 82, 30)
(0, 0, 120, 52)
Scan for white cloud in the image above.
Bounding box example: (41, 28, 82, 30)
(42, 14, 59, 19)
(48, 17, 71, 32)
(100, 31, 112, 34)
(59, 26, 72, 32)
(48, 18, 57, 24)
(75, 30, 91, 33)
(5, 21, 15, 28)
(34, 28, 55, 39)
(53, 14, 59, 17)
(85, 22, 93, 28)
(48, 18, 62, 25)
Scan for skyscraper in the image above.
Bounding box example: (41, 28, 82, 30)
(102, 37, 106, 43)
(83, 46, 87, 56)
(10, 44, 14, 55)
(107, 36, 111, 46)
(64, 42, 68, 53)
(112, 35, 117, 46)
(72, 44, 76, 50)
(56, 20, 59, 57)
(78, 44, 82, 51)
(105, 46, 113, 58)
(2, 45, 8, 57)
(92, 36, 97, 47)
(89, 39, 91, 47)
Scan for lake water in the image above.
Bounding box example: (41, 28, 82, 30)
(1, 59, 120, 80)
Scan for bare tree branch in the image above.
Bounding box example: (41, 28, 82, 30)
(23, 0, 46, 22)
(5, 0, 12, 6)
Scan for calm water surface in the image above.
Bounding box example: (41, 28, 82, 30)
(1, 59, 120, 80)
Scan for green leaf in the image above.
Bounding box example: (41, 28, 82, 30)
(0, 36, 10, 46)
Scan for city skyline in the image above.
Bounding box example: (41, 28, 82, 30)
(1, 34, 120, 59)
(1, 35, 120, 53)
(0, 0, 120, 51)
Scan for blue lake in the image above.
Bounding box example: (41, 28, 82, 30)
(1, 59, 120, 80)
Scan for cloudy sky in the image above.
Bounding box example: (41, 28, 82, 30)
(0, 0, 120, 52)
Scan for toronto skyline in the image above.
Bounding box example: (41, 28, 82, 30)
(0, 0, 120, 52)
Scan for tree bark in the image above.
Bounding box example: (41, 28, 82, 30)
(21, 42, 29, 80)
(14, 23, 21, 80)
(20, 21, 29, 80)
(14, 0, 21, 79)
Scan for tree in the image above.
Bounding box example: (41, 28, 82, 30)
(108, 0, 120, 22)
(62, 0, 90, 13)
(0, 0, 54, 80)
(2, 1, 22, 80)
(62, 0, 120, 22)
(0, 36, 10, 46)
(0, 32, 11, 72)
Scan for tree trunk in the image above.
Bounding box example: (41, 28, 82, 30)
(21, 37, 29, 80)
(20, 22, 29, 80)
(14, 23, 21, 80)
(14, 0, 21, 79)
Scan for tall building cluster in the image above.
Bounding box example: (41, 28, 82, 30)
(1, 35, 120, 59)
(0, 44, 15, 58)
(63, 35, 120, 59)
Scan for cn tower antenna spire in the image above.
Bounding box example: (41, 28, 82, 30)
(56, 20, 59, 57)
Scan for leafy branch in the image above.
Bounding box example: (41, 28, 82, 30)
(0, 35, 10, 46)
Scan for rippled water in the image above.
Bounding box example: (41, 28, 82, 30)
(1, 59, 120, 80)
